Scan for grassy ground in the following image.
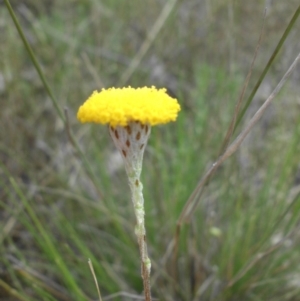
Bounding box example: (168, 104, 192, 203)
(1, 0, 300, 300)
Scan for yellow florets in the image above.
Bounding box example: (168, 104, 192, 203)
(77, 86, 181, 127)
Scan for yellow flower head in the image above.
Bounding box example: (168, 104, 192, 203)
(77, 86, 180, 127)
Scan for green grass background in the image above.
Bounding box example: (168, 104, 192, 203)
(1, 0, 300, 300)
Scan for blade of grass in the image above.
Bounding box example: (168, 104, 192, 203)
(168, 5, 300, 286)
(171, 7, 300, 266)
(4, 0, 104, 200)
(6, 173, 88, 301)
(7, 255, 73, 301)
(118, 0, 178, 86)
(4, 0, 64, 120)
(16, 269, 72, 301)
(227, 223, 300, 288)
(234, 4, 300, 130)
(179, 51, 300, 224)
(168, 52, 300, 281)
(0, 279, 32, 301)
(219, 8, 266, 154)
(88, 259, 103, 301)
(176, 5, 300, 231)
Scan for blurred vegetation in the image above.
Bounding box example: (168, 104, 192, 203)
(1, 0, 300, 301)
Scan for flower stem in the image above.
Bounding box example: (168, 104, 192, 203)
(138, 236, 152, 301)
(128, 175, 152, 301)
(109, 122, 152, 300)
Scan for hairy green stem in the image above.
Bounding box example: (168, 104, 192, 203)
(127, 166, 152, 301)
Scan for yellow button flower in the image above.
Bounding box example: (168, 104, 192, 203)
(77, 86, 180, 300)
(77, 86, 181, 127)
